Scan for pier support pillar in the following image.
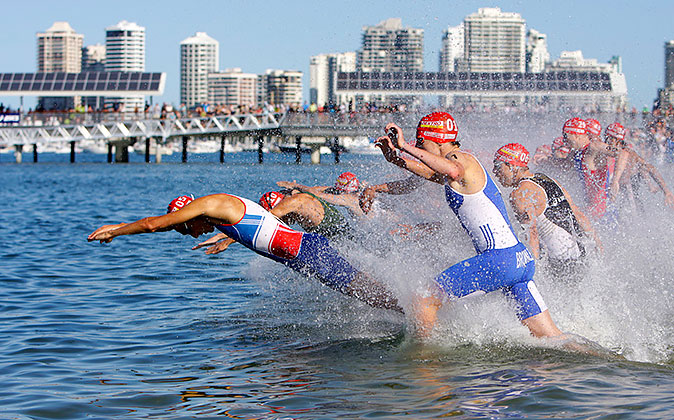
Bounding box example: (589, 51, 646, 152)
(114, 142, 129, 163)
(310, 145, 321, 165)
(155, 139, 163, 164)
(295, 136, 302, 163)
(331, 136, 340, 164)
(107, 143, 113, 163)
(145, 138, 150, 163)
(182, 136, 188, 163)
(220, 135, 226, 163)
(14, 145, 22, 163)
(33, 144, 38, 163)
(257, 134, 264, 163)
(70, 141, 76, 163)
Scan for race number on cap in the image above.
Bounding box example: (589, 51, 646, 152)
(494, 143, 530, 167)
(416, 111, 458, 143)
(334, 172, 360, 193)
(563, 117, 587, 135)
(259, 191, 285, 211)
(605, 122, 626, 141)
(585, 118, 602, 136)
(167, 194, 195, 213)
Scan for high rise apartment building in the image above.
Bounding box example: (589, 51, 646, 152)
(207, 68, 257, 107)
(180, 32, 219, 108)
(81, 43, 106, 109)
(37, 21, 83, 73)
(357, 18, 423, 72)
(36, 22, 83, 110)
(463, 7, 525, 73)
(439, 24, 464, 72)
(666, 41, 674, 90)
(260, 70, 302, 107)
(105, 20, 145, 111)
(82, 44, 106, 72)
(310, 52, 356, 106)
(525, 29, 549, 73)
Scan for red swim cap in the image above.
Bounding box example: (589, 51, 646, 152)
(605, 122, 626, 141)
(585, 118, 602, 136)
(167, 194, 194, 213)
(563, 117, 587, 135)
(416, 112, 458, 143)
(259, 191, 285, 211)
(494, 143, 530, 167)
(334, 171, 360, 193)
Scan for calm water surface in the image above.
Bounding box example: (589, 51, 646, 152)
(1, 151, 673, 419)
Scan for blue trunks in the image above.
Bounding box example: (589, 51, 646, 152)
(434, 242, 546, 320)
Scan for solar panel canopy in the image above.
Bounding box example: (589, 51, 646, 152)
(0, 72, 165, 96)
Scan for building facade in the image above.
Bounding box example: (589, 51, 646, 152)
(463, 7, 526, 73)
(180, 32, 219, 108)
(81, 44, 106, 110)
(357, 18, 424, 72)
(310, 52, 356, 106)
(526, 29, 549, 73)
(657, 41, 674, 109)
(439, 24, 464, 72)
(105, 20, 145, 112)
(207, 68, 257, 107)
(37, 21, 84, 73)
(259, 70, 302, 107)
(36, 21, 84, 110)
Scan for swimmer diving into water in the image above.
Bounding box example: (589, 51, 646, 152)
(88, 193, 401, 312)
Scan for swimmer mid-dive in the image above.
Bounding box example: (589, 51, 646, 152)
(88, 193, 401, 312)
(278, 172, 368, 218)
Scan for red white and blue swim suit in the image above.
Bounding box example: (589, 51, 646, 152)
(214, 194, 357, 292)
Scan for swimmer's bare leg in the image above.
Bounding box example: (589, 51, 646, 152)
(347, 273, 403, 313)
(522, 310, 563, 338)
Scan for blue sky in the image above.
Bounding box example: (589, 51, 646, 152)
(2, 0, 672, 109)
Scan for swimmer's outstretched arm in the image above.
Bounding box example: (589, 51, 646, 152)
(276, 180, 328, 194)
(375, 126, 442, 182)
(383, 123, 464, 183)
(88, 195, 235, 243)
(633, 152, 674, 207)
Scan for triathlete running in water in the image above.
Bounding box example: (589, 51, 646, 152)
(88, 193, 400, 312)
(492, 143, 602, 276)
(606, 122, 674, 211)
(369, 111, 563, 339)
(563, 117, 618, 222)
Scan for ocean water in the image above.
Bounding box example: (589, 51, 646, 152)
(1, 146, 673, 419)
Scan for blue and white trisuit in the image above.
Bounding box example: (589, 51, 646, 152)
(437, 156, 547, 320)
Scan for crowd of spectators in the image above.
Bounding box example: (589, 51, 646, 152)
(2, 100, 673, 159)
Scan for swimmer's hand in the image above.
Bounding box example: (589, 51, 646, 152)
(276, 180, 299, 189)
(88, 223, 126, 243)
(532, 145, 552, 165)
(192, 233, 235, 255)
(664, 190, 674, 208)
(384, 123, 405, 149)
(359, 186, 376, 214)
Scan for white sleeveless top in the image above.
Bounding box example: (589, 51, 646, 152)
(444, 156, 519, 253)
